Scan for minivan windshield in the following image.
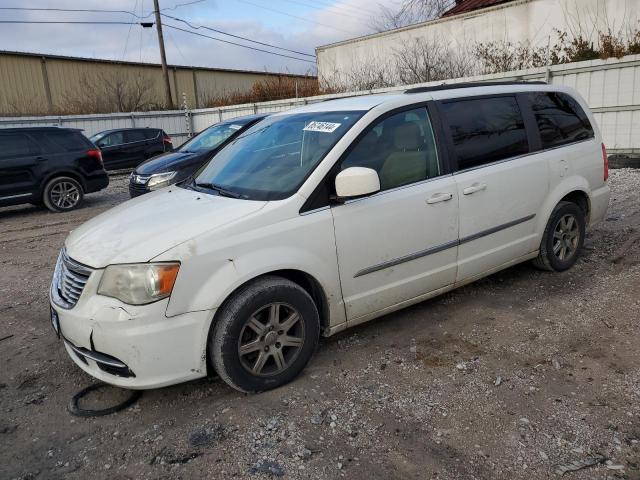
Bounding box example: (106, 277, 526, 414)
(179, 120, 252, 153)
(193, 111, 364, 200)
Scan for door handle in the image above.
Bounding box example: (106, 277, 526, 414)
(426, 192, 453, 204)
(463, 182, 487, 195)
(35, 156, 47, 162)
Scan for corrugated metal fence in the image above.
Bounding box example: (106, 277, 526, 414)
(1, 54, 639, 154)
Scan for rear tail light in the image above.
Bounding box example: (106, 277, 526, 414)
(87, 149, 103, 166)
(602, 143, 609, 181)
(162, 135, 172, 145)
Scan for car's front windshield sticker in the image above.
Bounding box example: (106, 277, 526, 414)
(303, 121, 341, 133)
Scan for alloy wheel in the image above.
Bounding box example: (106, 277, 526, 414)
(237, 303, 305, 377)
(552, 213, 580, 261)
(50, 181, 80, 209)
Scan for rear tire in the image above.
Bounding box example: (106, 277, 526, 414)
(532, 201, 585, 272)
(210, 276, 320, 393)
(43, 176, 84, 212)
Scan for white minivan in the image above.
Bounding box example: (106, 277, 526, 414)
(50, 82, 610, 392)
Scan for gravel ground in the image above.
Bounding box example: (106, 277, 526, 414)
(1, 170, 639, 480)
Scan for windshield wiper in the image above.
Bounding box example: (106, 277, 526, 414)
(195, 182, 241, 198)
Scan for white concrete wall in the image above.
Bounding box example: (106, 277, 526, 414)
(1, 54, 639, 153)
(316, 0, 640, 83)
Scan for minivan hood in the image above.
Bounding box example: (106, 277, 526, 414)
(65, 187, 267, 268)
(136, 150, 208, 174)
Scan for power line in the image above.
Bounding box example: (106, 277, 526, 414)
(160, 0, 206, 12)
(140, 0, 147, 63)
(161, 13, 315, 57)
(165, 26, 189, 64)
(0, 2, 204, 17)
(121, 0, 140, 60)
(163, 23, 316, 63)
(234, 0, 358, 36)
(0, 4, 317, 60)
(0, 20, 140, 25)
(0, 7, 152, 18)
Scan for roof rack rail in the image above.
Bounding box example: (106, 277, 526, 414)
(404, 80, 547, 94)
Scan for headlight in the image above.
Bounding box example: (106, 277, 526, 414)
(98, 263, 180, 305)
(147, 171, 177, 190)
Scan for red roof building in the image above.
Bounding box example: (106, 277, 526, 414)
(442, 0, 517, 17)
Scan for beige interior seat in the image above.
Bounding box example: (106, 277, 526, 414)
(379, 122, 428, 190)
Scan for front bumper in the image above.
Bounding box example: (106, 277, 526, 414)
(50, 269, 215, 389)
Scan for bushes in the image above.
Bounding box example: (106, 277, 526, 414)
(475, 27, 640, 74)
(203, 75, 324, 107)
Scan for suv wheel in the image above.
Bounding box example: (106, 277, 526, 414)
(43, 176, 84, 212)
(210, 276, 320, 393)
(533, 201, 586, 272)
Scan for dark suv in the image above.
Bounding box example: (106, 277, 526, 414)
(89, 128, 172, 170)
(129, 114, 266, 197)
(0, 127, 109, 212)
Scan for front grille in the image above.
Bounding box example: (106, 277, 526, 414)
(51, 249, 93, 309)
(128, 182, 148, 197)
(129, 174, 150, 197)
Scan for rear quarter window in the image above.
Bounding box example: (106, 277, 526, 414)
(528, 92, 594, 149)
(126, 130, 148, 142)
(40, 131, 90, 153)
(439, 95, 529, 170)
(141, 129, 161, 140)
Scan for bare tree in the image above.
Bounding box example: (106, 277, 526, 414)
(320, 58, 395, 92)
(63, 72, 159, 114)
(371, 0, 456, 32)
(394, 37, 477, 84)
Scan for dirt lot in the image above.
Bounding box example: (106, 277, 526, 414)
(1, 170, 639, 480)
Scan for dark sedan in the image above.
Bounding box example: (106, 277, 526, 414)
(128, 114, 267, 197)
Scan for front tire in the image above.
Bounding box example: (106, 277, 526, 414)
(43, 176, 84, 212)
(533, 201, 586, 272)
(210, 276, 320, 393)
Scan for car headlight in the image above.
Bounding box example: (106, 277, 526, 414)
(98, 263, 180, 305)
(147, 171, 177, 190)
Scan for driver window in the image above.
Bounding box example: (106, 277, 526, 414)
(341, 107, 439, 191)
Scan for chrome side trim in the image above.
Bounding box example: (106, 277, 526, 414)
(64, 340, 128, 368)
(353, 214, 536, 278)
(0, 192, 32, 200)
(354, 239, 458, 278)
(459, 214, 536, 245)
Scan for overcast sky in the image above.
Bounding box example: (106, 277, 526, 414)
(0, 0, 388, 74)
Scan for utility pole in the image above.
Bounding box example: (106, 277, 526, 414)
(153, 0, 174, 109)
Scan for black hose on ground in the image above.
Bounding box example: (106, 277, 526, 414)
(67, 383, 142, 417)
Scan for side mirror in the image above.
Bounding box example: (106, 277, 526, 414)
(334, 167, 380, 200)
(97, 141, 106, 148)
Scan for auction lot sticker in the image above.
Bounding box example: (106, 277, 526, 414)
(303, 121, 341, 133)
